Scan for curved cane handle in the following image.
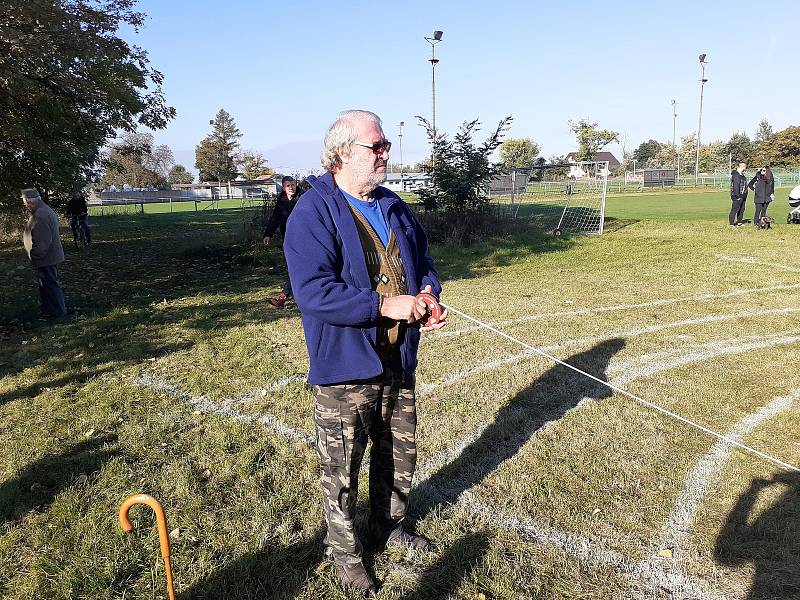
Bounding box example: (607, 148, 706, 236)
(119, 494, 176, 600)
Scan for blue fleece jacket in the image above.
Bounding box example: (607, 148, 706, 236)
(284, 172, 441, 385)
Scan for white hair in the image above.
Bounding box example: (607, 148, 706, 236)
(321, 110, 382, 172)
(20, 188, 41, 202)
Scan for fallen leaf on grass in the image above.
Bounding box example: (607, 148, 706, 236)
(169, 528, 181, 541)
(658, 548, 673, 559)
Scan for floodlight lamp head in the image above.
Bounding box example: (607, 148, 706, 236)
(399, 121, 404, 126)
(698, 53, 707, 63)
(433, 30, 443, 40)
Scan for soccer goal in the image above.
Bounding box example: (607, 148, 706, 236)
(488, 161, 609, 235)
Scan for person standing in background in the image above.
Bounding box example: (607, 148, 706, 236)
(729, 162, 748, 227)
(264, 176, 299, 308)
(21, 188, 68, 319)
(749, 166, 775, 227)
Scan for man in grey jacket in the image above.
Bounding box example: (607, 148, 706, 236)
(22, 188, 68, 318)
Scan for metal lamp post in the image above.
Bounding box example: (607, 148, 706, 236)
(694, 54, 708, 186)
(671, 99, 678, 171)
(424, 30, 443, 165)
(397, 121, 404, 192)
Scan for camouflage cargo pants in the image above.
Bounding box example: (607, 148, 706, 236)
(313, 366, 416, 564)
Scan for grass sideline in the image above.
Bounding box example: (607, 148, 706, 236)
(2, 189, 800, 599)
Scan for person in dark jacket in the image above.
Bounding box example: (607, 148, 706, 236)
(21, 188, 68, 318)
(284, 110, 447, 596)
(749, 165, 775, 226)
(65, 191, 91, 245)
(729, 163, 748, 226)
(263, 176, 298, 307)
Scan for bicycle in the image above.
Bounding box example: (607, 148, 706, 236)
(70, 214, 90, 249)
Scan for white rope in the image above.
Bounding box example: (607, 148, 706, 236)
(440, 302, 800, 474)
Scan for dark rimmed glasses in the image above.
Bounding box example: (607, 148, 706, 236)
(354, 139, 392, 154)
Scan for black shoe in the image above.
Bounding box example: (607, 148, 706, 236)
(332, 561, 377, 597)
(385, 527, 432, 552)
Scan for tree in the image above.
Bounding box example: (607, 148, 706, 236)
(236, 150, 274, 179)
(499, 138, 540, 169)
(568, 119, 619, 161)
(750, 126, 800, 167)
(145, 144, 175, 180)
(632, 139, 661, 167)
(195, 109, 242, 182)
(755, 119, 773, 143)
(101, 132, 166, 189)
(0, 0, 175, 216)
(167, 165, 194, 186)
(416, 115, 512, 212)
(723, 132, 754, 166)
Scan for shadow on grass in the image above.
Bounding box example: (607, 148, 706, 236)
(0, 433, 118, 526)
(0, 210, 296, 405)
(176, 340, 623, 599)
(399, 531, 490, 600)
(413, 338, 625, 520)
(175, 531, 325, 600)
(714, 471, 800, 599)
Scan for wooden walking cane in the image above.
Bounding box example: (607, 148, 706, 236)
(119, 494, 176, 600)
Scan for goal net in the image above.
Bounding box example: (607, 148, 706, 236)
(488, 161, 609, 235)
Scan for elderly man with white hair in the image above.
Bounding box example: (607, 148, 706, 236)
(21, 188, 68, 319)
(284, 110, 447, 595)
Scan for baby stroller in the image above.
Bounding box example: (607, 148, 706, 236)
(788, 185, 800, 224)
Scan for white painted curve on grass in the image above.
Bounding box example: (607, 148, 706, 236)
(133, 371, 314, 447)
(434, 283, 800, 340)
(415, 331, 800, 488)
(458, 492, 725, 600)
(417, 310, 800, 398)
(718, 255, 800, 273)
(653, 388, 800, 555)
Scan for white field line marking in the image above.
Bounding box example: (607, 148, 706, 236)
(718, 255, 800, 273)
(442, 302, 800, 474)
(133, 372, 314, 447)
(236, 374, 307, 403)
(652, 388, 800, 556)
(416, 325, 800, 485)
(417, 308, 800, 397)
(609, 332, 800, 387)
(435, 283, 800, 339)
(457, 492, 724, 600)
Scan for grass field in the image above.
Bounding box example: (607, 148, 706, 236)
(2, 188, 800, 599)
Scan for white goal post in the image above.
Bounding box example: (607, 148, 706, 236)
(488, 161, 610, 235)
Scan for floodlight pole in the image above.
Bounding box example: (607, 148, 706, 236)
(424, 31, 443, 167)
(398, 121, 404, 192)
(671, 99, 678, 171)
(694, 55, 708, 186)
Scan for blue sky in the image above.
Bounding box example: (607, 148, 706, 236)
(125, 0, 800, 175)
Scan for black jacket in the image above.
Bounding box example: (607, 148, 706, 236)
(748, 173, 775, 204)
(263, 191, 298, 238)
(66, 195, 88, 216)
(730, 170, 748, 201)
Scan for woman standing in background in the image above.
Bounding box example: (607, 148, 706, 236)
(749, 166, 775, 227)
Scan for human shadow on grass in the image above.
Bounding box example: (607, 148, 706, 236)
(412, 338, 626, 520)
(0, 433, 118, 526)
(714, 471, 800, 599)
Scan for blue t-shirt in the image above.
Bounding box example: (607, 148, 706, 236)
(341, 189, 390, 248)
